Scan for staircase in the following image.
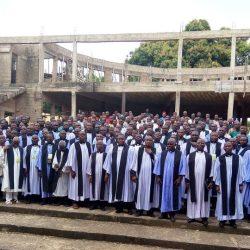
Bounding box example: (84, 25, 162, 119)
(0, 203, 249, 249)
(0, 86, 26, 104)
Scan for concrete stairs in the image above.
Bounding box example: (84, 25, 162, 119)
(0, 203, 249, 249)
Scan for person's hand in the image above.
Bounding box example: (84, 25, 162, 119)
(239, 184, 244, 193)
(89, 175, 93, 183)
(131, 175, 137, 183)
(216, 185, 220, 193)
(3, 145, 9, 152)
(38, 170, 42, 177)
(71, 170, 76, 179)
(174, 176, 182, 186)
(24, 168, 28, 177)
(156, 176, 162, 184)
(104, 173, 109, 183)
(207, 182, 213, 190)
(185, 183, 190, 193)
(54, 164, 59, 172)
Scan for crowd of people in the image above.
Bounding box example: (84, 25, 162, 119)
(0, 109, 249, 229)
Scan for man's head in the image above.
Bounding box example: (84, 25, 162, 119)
(31, 134, 39, 146)
(239, 135, 248, 147)
(167, 138, 176, 152)
(210, 132, 219, 143)
(78, 131, 86, 143)
(96, 139, 104, 152)
(190, 131, 199, 142)
(12, 136, 19, 148)
(196, 138, 205, 151)
(224, 141, 233, 154)
(144, 135, 153, 148)
(117, 134, 125, 146)
(59, 140, 67, 151)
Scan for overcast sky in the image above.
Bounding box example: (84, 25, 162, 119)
(0, 0, 249, 62)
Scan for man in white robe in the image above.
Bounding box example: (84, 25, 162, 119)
(214, 141, 244, 228)
(186, 138, 213, 227)
(23, 135, 40, 202)
(103, 133, 134, 214)
(2, 137, 25, 204)
(154, 131, 166, 155)
(131, 135, 159, 216)
(52, 140, 69, 205)
(0, 135, 6, 200)
(67, 131, 91, 209)
(87, 140, 108, 210)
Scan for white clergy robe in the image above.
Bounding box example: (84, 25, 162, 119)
(186, 151, 212, 219)
(131, 147, 159, 211)
(2, 147, 24, 193)
(87, 152, 108, 201)
(67, 142, 91, 201)
(52, 150, 69, 197)
(154, 150, 186, 213)
(23, 145, 40, 195)
(103, 145, 134, 203)
(213, 154, 244, 221)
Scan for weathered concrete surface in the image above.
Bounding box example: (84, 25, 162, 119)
(0, 211, 249, 249)
(0, 204, 250, 249)
(0, 202, 249, 236)
(0, 232, 167, 250)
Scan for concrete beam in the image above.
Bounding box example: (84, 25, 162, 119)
(0, 29, 250, 44)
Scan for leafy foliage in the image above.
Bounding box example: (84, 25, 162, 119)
(128, 19, 250, 68)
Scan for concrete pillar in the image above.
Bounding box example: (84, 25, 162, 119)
(104, 68, 112, 82)
(88, 67, 94, 81)
(177, 38, 183, 82)
(121, 92, 126, 114)
(71, 91, 77, 118)
(52, 57, 58, 83)
(227, 92, 235, 120)
(72, 41, 77, 82)
(175, 91, 181, 115)
(230, 36, 236, 80)
(119, 74, 123, 83)
(38, 43, 44, 83)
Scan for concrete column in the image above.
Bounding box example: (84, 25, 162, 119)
(230, 36, 236, 80)
(72, 41, 77, 82)
(175, 91, 181, 115)
(38, 43, 44, 83)
(121, 92, 126, 114)
(71, 91, 77, 118)
(177, 38, 183, 82)
(104, 68, 112, 82)
(88, 67, 94, 81)
(119, 74, 123, 83)
(227, 92, 235, 120)
(52, 57, 58, 83)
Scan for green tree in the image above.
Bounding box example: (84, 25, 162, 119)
(128, 19, 250, 68)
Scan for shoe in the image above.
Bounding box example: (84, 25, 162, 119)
(5, 200, 12, 205)
(202, 220, 208, 227)
(159, 213, 168, 219)
(230, 222, 237, 229)
(72, 203, 79, 209)
(187, 219, 195, 224)
(100, 206, 106, 211)
(89, 205, 97, 210)
(147, 210, 154, 217)
(170, 216, 176, 222)
(219, 221, 225, 228)
(115, 209, 123, 213)
(41, 200, 47, 206)
(128, 209, 133, 215)
(135, 210, 142, 217)
(13, 199, 19, 204)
